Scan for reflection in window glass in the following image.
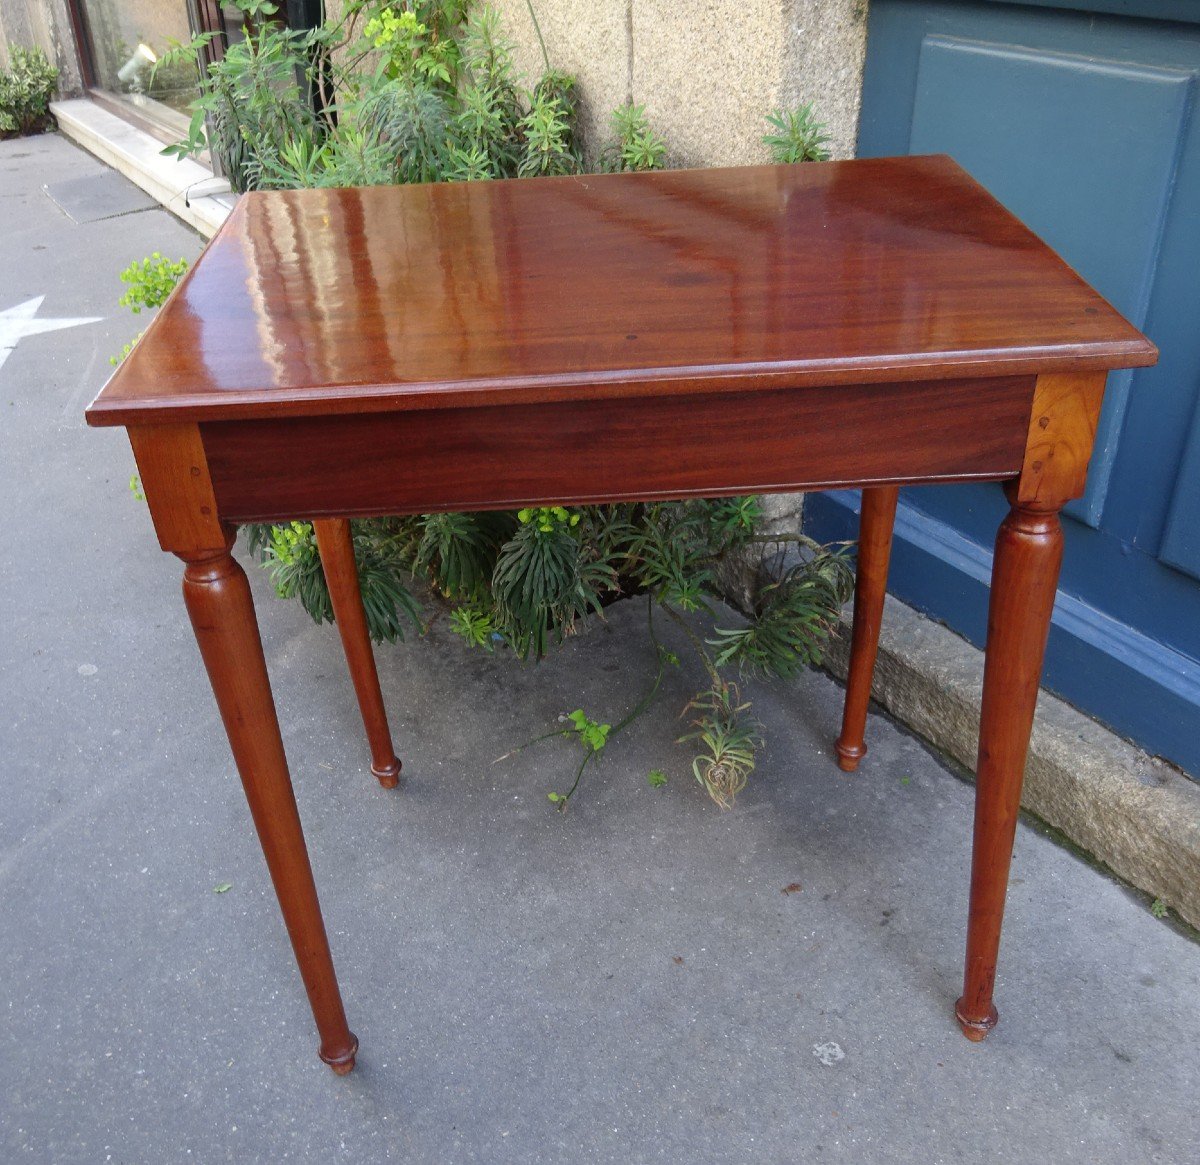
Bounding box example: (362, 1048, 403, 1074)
(81, 0, 200, 125)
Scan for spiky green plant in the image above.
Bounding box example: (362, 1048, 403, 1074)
(763, 103, 832, 164)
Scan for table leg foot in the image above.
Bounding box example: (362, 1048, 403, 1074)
(371, 758, 402, 789)
(320, 1033, 359, 1074)
(954, 999, 998, 1042)
(834, 486, 899, 773)
(313, 519, 403, 788)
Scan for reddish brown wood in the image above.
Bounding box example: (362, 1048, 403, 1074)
(955, 371, 1107, 1041)
(201, 377, 1033, 523)
(1017, 371, 1107, 506)
(127, 423, 224, 553)
(85, 157, 1155, 429)
(956, 490, 1063, 1041)
(835, 485, 900, 772)
(181, 533, 358, 1072)
(312, 519, 402, 788)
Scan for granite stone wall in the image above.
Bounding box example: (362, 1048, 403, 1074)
(490, 0, 869, 167)
(1, 0, 83, 93)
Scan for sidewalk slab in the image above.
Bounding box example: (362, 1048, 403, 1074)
(50, 98, 233, 238)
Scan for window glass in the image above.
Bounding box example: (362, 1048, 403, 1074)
(80, 0, 200, 126)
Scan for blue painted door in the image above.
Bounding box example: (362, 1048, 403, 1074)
(805, 0, 1200, 774)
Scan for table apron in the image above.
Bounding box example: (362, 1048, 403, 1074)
(200, 376, 1035, 522)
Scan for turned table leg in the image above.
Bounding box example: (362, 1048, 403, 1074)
(181, 542, 359, 1072)
(955, 490, 1064, 1041)
(312, 519, 402, 788)
(835, 485, 899, 772)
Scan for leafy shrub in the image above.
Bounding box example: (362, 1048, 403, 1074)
(157, 1, 614, 191)
(111, 253, 189, 366)
(600, 103, 666, 173)
(119, 253, 190, 313)
(0, 46, 57, 138)
(243, 502, 852, 810)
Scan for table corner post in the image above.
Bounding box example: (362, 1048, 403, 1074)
(128, 423, 359, 1073)
(956, 370, 1104, 1042)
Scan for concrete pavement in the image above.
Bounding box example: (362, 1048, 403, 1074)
(2, 132, 1198, 1164)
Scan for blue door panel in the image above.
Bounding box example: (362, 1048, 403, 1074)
(807, 0, 1200, 775)
(910, 35, 1191, 529)
(898, 483, 1200, 661)
(1161, 417, 1200, 581)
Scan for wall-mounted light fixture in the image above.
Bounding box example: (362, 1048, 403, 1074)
(116, 43, 157, 90)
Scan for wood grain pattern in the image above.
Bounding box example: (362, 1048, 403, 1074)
(85, 157, 1155, 428)
(1017, 371, 1107, 506)
(201, 377, 1034, 523)
(954, 367, 1113, 1040)
(127, 424, 223, 553)
(835, 486, 900, 772)
(89, 159, 1159, 1068)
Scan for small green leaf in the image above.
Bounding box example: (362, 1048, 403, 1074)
(213, 882, 233, 894)
(647, 769, 667, 789)
(1150, 898, 1168, 918)
(547, 792, 561, 803)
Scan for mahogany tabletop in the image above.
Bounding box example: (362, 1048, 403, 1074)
(85, 155, 1155, 429)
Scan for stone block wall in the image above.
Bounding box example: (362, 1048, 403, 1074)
(491, 0, 868, 167)
(1, 0, 84, 92)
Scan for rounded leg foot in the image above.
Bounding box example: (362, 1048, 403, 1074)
(954, 999, 998, 1042)
(834, 740, 865, 772)
(320, 1032, 359, 1074)
(371, 757, 402, 789)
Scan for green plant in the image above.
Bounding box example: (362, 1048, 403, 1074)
(1150, 898, 1168, 919)
(679, 682, 760, 810)
(0, 46, 58, 138)
(111, 253, 190, 366)
(158, 1, 656, 192)
(763, 103, 831, 164)
(118, 253, 190, 313)
(601, 103, 666, 173)
(444, 503, 849, 808)
(247, 520, 423, 642)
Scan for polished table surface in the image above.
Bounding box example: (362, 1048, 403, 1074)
(86, 156, 1156, 1074)
(88, 155, 1150, 424)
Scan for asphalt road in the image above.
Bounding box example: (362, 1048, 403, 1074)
(2, 132, 1198, 1164)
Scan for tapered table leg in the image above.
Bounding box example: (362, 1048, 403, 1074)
(955, 490, 1064, 1041)
(312, 519, 402, 788)
(181, 543, 358, 1073)
(835, 485, 899, 772)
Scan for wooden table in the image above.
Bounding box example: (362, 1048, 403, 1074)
(86, 156, 1156, 1073)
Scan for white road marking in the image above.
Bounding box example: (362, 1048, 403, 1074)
(0, 296, 102, 374)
